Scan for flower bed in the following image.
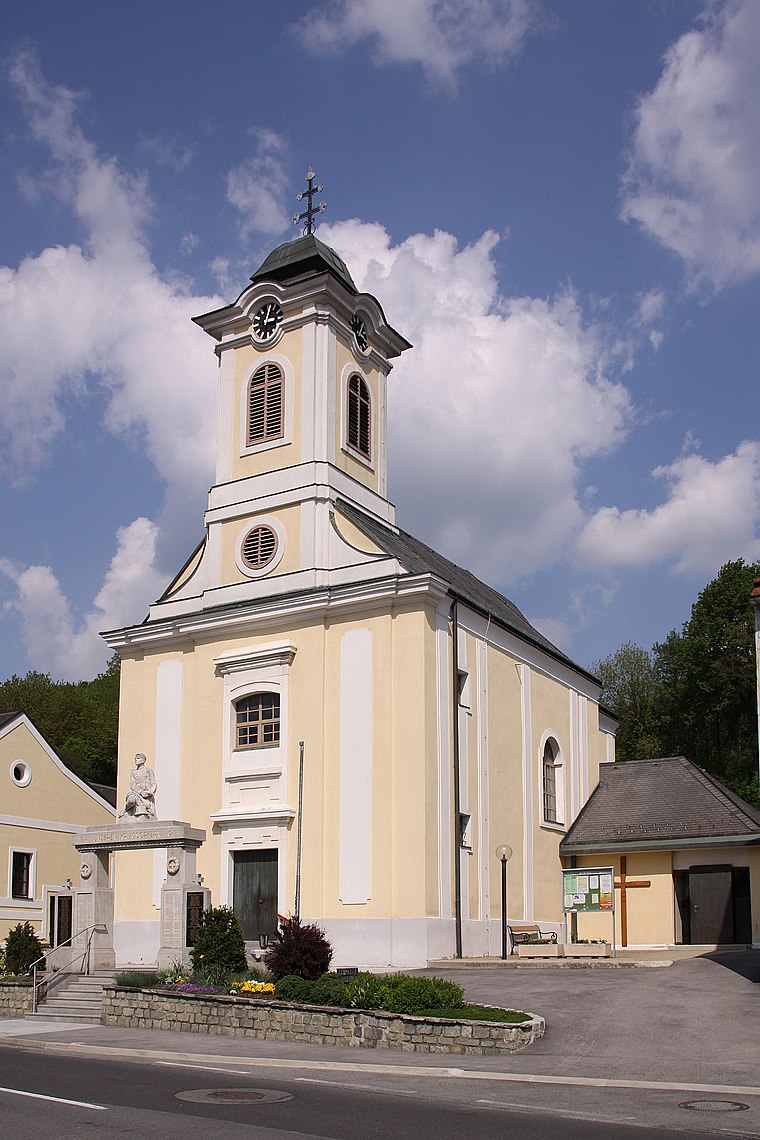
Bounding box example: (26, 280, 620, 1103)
(102, 985, 544, 1055)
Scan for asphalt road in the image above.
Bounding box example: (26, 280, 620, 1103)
(1, 952, 758, 1138)
(425, 951, 760, 1088)
(0, 1042, 753, 1140)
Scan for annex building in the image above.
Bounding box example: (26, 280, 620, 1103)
(562, 756, 760, 949)
(102, 219, 617, 969)
(0, 712, 115, 946)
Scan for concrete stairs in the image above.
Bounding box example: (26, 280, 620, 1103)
(26, 970, 117, 1024)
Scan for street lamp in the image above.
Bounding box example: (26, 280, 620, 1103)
(496, 844, 513, 959)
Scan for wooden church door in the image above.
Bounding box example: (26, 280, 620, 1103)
(232, 849, 278, 940)
(689, 865, 734, 944)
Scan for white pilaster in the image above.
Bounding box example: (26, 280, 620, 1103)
(338, 627, 373, 903)
(520, 663, 533, 920)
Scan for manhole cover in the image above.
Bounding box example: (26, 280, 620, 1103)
(175, 1088, 293, 1105)
(679, 1099, 749, 1114)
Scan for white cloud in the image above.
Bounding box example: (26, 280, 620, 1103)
(296, 0, 540, 88)
(621, 0, 760, 290)
(576, 440, 760, 574)
(226, 129, 291, 238)
(180, 232, 200, 257)
(321, 220, 632, 582)
(1, 519, 166, 680)
(0, 50, 222, 674)
(139, 135, 196, 172)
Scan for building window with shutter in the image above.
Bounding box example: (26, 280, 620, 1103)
(346, 374, 371, 459)
(247, 363, 284, 446)
(234, 693, 280, 749)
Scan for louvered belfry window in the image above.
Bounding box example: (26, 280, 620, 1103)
(241, 524, 278, 570)
(235, 693, 280, 749)
(347, 374, 371, 458)
(247, 363, 283, 446)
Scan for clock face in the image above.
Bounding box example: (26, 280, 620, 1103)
(253, 300, 283, 341)
(351, 313, 369, 353)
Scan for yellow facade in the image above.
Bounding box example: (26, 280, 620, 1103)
(106, 234, 616, 968)
(0, 715, 115, 942)
(571, 847, 760, 948)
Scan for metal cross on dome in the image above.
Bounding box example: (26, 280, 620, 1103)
(293, 168, 327, 235)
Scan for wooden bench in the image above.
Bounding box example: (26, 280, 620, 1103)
(507, 923, 558, 951)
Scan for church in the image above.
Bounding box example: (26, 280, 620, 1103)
(102, 182, 617, 969)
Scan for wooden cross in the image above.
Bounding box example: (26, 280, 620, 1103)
(614, 855, 651, 947)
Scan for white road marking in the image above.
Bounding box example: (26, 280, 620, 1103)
(157, 1061, 250, 1075)
(23, 1042, 760, 1100)
(0, 1085, 106, 1110)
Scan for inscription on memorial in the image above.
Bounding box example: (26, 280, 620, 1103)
(74, 822, 206, 852)
(186, 892, 205, 947)
(76, 893, 94, 933)
(162, 890, 181, 946)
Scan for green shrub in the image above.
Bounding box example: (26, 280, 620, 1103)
(274, 972, 347, 1006)
(379, 974, 464, 1015)
(265, 916, 332, 980)
(190, 906, 247, 982)
(0, 945, 6, 976)
(274, 973, 314, 1002)
(4, 922, 44, 976)
(308, 972, 350, 1006)
(115, 970, 164, 988)
(345, 971, 388, 1010)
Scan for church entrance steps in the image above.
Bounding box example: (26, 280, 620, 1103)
(25, 970, 117, 1024)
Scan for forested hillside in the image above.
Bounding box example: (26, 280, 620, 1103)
(0, 655, 119, 786)
(594, 560, 760, 807)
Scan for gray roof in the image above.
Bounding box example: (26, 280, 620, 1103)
(0, 710, 22, 731)
(87, 781, 117, 807)
(251, 235, 357, 293)
(339, 500, 598, 683)
(560, 756, 760, 854)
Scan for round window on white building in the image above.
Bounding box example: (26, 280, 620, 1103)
(11, 761, 32, 787)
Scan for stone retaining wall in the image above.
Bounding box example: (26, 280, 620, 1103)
(103, 987, 544, 1055)
(0, 980, 34, 1018)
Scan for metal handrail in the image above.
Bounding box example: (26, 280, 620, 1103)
(29, 923, 103, 1014)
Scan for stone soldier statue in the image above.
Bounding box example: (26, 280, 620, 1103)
(120, 752, 157, 820)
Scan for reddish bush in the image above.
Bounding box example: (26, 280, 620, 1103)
(265, 916, 332, 980)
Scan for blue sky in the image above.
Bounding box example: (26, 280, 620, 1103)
(1, 0, 759, 682)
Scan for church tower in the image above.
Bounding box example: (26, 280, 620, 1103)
(150, 174, 410, 625)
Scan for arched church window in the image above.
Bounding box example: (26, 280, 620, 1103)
(347, 374, 371, 458)
(542, 739, 559, 823)
(247, 363, 283, 446)
(235, 693, 280, 749)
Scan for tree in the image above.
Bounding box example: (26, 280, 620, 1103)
(595, 560, 760, 807)
(654, 560, 759, 803)
(593, 642, 663, 760)
(0, 655, 120, 785)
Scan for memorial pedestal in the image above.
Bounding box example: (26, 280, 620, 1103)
(73, 820, 208, 973)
